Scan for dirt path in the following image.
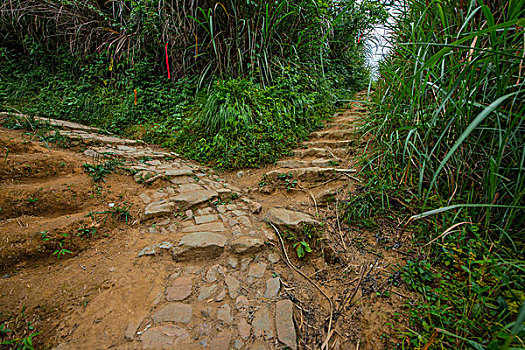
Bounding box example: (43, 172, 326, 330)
(0, 96, 409, 350)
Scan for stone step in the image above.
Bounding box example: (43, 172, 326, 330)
(172, 232, 228, 260)
(303, 139, 354, 149)
(309, 129, 353, 140)
(293, 148, 348, 159)
(276, 158, 339, 169)
(264, 167, 336, 183)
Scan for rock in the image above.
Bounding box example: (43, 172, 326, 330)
(152, 303, 193, 324)
(226, 204, 237, 211)
(177, 183, 204, 192)
(185, 209, 193, 219)
(217, 304, 233, 324)
(138, 242, 173, 257)
(238, 319, 251, 340)
(124, 319, 142, 341)
(210, 331, 232, 350)
(311, 158, 334, 167)
(170, 176, 194, 185)
(216, 188, 232, 200)
(139, 193, 152, 204)
(318, 188, 337, 203)
(268, 253, 280, 264)
(248, 262, 267, 278)
(224, 275, 241, 299)
(236, 171, 245, 178)
(231, 237, 265, 254)
(263, 208, 318, 230)
(141, 325, 189, 349)
(198, 284, 217, 301)
(217, 205, 227, 213)
(144, 200, 176, 220)
(83, 149, 97, 157)
(275, 300, 297, 350)
(248, 201, 262, 214)
(164, 167, 193, 177)
(182, 222, 226, 234)
(264, 167, 335, 183)
(170, 190, 218, 210)
(264, 277, 280, 299)
(235, 296, 249, 310)
(201, 307, 213, 318)
(252, 309, 274, 339)
(172, 232, 228, 261)
(166, 276, 193, 301)
(276, 159, 309, 168)
(145, 160, 162, 166)
(205, 264, 226, 283)
(215, 287, 226, 302)
(250, 345, 267, 350)
(194, 214, 219, 225)
(238, 216, 252, 228)
(227, 257, 238, 269)
(241, 257, 253, 271)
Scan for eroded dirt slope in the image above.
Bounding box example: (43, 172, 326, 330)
(0, 98, 411, 350)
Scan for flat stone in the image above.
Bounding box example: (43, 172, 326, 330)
(141, 325, 189, 349)
(210, 331, 232, 350)
(235, 296, 249, 310)
(275, 300, 297, 350)
(217, 205, 227, 213)
(224, 275, 241, 299)
(170, 190, 218, 210)
(252, 309, 274, 339)
(216, 188, 232, 200)
(276, 159, 308, 168)
(241, 257, 253, 271)
(164, 167, 193, 177)
(227, 256, 238, 269)
(139, 193, 152, 204)
(185, 209, 193, 219)
(177, 183, 204, 192)
(263, 208, 318, 230)
(166, 276, 193, 301)
(124, 319, 142, 341)
(268, 253, 280, 264)
(172, 232, 228, 261)
(145, 160, 162, 166)
(238, 319, 251, 340)
(197, 207, 213, 215)
(248, 262, 267, 278)
(194, 214, 219, 225)
(238, 216, 252, 228)
(144, 200, 176, 220)
(264, 277, 280, 299)
(248, 201, 262, 214)
(231, 237, 265, 254)
(311, 158, 333, 167)
(170, 176, 194, 185)
(152, 303, 193, 324)
(215, 287, 226, 302)
(226, 204, 237, 211)
(198, 284, 217, 301)
(182, 222, 226, 233)
(217, 304, 233, 324)
(205, 264, 226, 283)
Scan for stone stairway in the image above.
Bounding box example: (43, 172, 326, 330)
(258, 93, 367, 199)
(1, 92, 369, 350)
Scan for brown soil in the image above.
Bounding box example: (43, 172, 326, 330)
(0, 99, 412, 350)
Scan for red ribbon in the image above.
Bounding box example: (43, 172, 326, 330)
(357, 30, 363, 44)
(165, 43, 171, 79)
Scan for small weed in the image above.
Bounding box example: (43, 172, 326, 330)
(293, 241, 312, 259)
(87, 202, 133, 224)
(52, 233, 72, 259)
(76, 225, 97, 238)
(83, 159, 121, 182)
(27, 196, 38, 204)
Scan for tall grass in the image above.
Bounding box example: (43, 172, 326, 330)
(0, 0, 385, 84)
(365, 0, 525, 348)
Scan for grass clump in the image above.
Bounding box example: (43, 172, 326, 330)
(356, 0, 525, 348)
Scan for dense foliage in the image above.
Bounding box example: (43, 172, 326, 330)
(0, 0, 386, 168)
(361, 0, 525, 349)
